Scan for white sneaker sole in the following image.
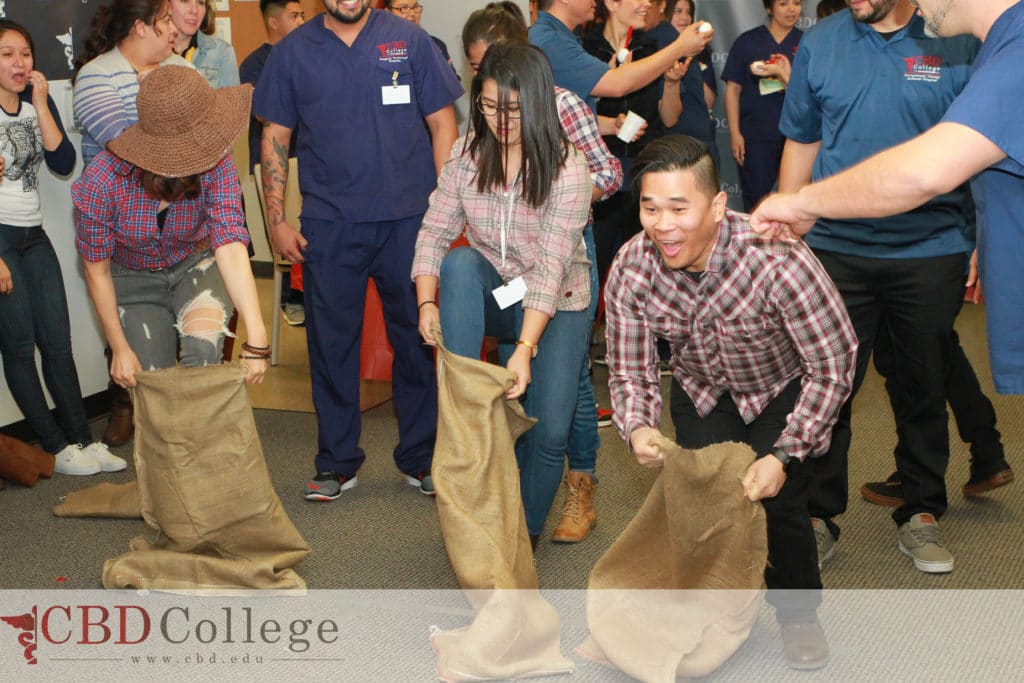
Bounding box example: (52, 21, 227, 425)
(99, 457, 128, 472)
(899, 542, 954, 573)
(54, 462, 101, 476)
(404, 475, 436, 497)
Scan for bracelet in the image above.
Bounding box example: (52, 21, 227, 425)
(239, 355, 269, 360)
(242, 342, 271, 352)
(515, 339, 538, 358)
(418, 300, 437, 310)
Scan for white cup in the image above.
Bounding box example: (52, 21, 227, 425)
(616, 110, 646, 143)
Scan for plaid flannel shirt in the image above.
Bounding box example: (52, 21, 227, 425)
(73, 151, 249, 269)
(606, 210, 858, 460)
(554, 86, 621, 203)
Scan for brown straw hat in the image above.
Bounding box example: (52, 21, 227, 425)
(108, 65, 253, 178)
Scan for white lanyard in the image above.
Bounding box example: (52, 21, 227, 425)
(498, 172, 520, 274)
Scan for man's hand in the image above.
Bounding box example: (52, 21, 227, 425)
(749, 192, 816, 240)
(740, 455, 786, 501)
(0, 257, 12, 295)
(629, 426, 666, 468)
(614, 112, 648, 143)
(270, 221, 308, 263)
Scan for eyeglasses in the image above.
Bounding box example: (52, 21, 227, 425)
(476, 96, 522, 119)
(391, 3, 423, 14)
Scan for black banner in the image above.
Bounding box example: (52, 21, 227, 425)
(1, 0, 100, 80)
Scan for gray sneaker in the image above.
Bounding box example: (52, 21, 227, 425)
(898, 513, 954, 573)
(304, 472, 357, 502)
(405, 472, 435, 496)
(282, 302, 305, 326)
(811, 518, 836, 569)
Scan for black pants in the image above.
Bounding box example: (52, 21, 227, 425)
(670, 379, 820, 621)
(592, 189, 642, 288)
(874, 307, 1004, 472)
(810, 250, 965, 535)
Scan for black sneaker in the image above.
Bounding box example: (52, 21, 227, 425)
(405, 472, 436, 496)
(304, 472, 357, 501)
(860, 472, 903, 507)
(964, 459, 1014, 497)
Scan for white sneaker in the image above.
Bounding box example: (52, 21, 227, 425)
(80, 442, 128, 473)
(54, 444, 101, 476)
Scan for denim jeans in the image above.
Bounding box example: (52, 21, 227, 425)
(565, 226, 600, 473)
(0, 225, 91, 453)
(110, 249, 232, 372)
(439, 247, 590, 535)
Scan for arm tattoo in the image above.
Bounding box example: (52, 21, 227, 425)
(260, 131, 291, 229)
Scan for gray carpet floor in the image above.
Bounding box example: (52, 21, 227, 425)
(1, 304, 1022, 591)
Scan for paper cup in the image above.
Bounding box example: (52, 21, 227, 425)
(616, 111, 646, 143)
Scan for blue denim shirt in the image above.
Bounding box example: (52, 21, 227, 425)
(192, 33, 240, 89)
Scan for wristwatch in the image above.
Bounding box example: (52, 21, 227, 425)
(771, 447, 800, 474)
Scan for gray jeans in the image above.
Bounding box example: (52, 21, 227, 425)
(111, 249, 234, 371)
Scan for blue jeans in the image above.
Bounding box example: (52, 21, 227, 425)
(565, 226, 599, 473)
(0, 225, 91, 453)
(439, 248, 590, 535)
(111, 249, 232, 371)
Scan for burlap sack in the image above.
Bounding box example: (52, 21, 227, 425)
(579, 437, 768, 682)
(430, 334, 573, 681)
(53, 482, 142, 518)
(101, 364, 310, 591)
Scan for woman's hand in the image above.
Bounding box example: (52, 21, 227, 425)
(759, 54, 792, 86)
(241, 356, 269, 384)
(110, 348, 142, 388)
(28, 71, 48, 109)
(505, 345, 533, 399)
(0, 257, 12, 295)
(418, 301, 440, 346)
(664, 57, 691, 84)
(731, 130, 746, 166)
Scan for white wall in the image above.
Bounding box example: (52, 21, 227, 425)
(1, 80, 109, 427)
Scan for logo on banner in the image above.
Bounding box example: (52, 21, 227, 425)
(903, 55, 942, 83)
(1, 603, 339, 666)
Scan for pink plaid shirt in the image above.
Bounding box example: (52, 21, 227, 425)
(606, 210, 858, 461)
(554, 86, 621, 203)
(413, 137, 592, 317)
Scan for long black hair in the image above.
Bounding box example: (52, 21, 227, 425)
(461, 2, 528, 55)
(74, 0, 168, 76)
(467, 42, 569, 208)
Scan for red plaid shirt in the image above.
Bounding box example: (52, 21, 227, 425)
(73, 151, 249, 269)
(606, 210, 858, 461)
(555, 86, 621, 203)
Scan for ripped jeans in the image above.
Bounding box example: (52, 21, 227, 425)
(110, 249, 233, 371)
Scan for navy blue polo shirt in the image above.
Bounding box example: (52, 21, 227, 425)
(253, 10, 463, 223)
(941, 0, 1024, 393)
(721, 24, 801, 142)
(529, 11, 609, 116)
(782, 12, 977, 259)
(647, 21, 717, 97)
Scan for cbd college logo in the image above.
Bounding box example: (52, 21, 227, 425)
(1, 608, 38, 665)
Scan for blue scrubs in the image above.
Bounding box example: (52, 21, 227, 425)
(254, 11, 463, 478)
(941, 1, 1024, 394)
(529, 11, 609, 116)
(781, 13, 976, 259)
(722, 25, 802, 210)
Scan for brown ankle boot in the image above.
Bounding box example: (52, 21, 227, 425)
(551, 471, 597, 543)
(102, 385, 134, 446)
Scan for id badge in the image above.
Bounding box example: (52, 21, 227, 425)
(758, 78, 784, 95)
(382, 84, 411, 105)
(492, 276, 527, 310)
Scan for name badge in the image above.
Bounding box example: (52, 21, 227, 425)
(382, 84, 411, 105)
(758, 78, 784, 96)
(492, 276, 527, 310)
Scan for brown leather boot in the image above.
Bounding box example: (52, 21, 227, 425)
(551, 471, 597, 543)
(102, 385, 134, 446)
